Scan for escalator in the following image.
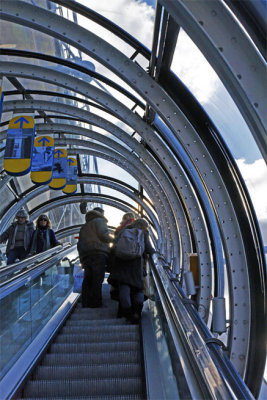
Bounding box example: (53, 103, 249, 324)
(0, 248, 254, 400)
(22, 284, 146, 399)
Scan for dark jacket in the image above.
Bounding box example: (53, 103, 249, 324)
(0, 221, 34, 255)
(109, 227, 154, 290)
(78, 210, 113, 262)
(30, 227, 60, 254)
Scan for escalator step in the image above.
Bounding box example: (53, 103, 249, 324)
(43, 351, 141, 365)
(34, 364, 142, 380)
(23, 378, 144, 398)
(61, 325, 137, 334)
(69, 312, 117, 320)
(65, 318, 128, 326)
(55, 331, 139, 343)
(23, 395, 145, 400)
(49, 341, 140, 354)
(70, 308, 117, 315)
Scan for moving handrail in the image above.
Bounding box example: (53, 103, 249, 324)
(0, 243, 72, 284)
(150, 253, 253, 400)
(0, 244, 76, 299)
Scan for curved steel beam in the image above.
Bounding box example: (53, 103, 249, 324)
(0, 62, 222, 291)
(29, 194, 159, 247)
(0, 177, 161, 241)
(0, 48, 144, 109)
(160, 0, 266, 161)
(2, 99, 187, 270)
(0, 62, 222, 285)
(51, 0, 151, 60)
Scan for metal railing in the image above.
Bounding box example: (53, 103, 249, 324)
(148, 253, 254, 400)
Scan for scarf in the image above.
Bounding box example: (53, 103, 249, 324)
(31, 228, 51, 254)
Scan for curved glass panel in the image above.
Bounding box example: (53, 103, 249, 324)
(171, 29, 267, 245)
(74, 0, 155, 51)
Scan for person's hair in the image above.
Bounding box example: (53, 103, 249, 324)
(131, 218, 148, 231)
(93, 207, 104, 214)
(122, 212, 135, 221)
(36, 214, 51, 229)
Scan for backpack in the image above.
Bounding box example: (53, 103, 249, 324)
(114, 228, 145, 260)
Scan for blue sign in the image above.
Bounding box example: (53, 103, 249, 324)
(31, 136, 55, 184)
(63, 157, 78, 194)
(49, 148, 67, 190)
(4, 115, 35, 176)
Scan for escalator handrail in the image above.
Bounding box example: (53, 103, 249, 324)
(150, 253, 254, 400)
(0, 243, 71, 281)
(0, 244, 76, 300)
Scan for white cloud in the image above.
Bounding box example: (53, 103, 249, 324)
(172, 29, 220, 103)
(77, 0, 154, 49)
(236, 158, 267, 241)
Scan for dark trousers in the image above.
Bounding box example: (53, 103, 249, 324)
(119, 284, 144, 309)
(7, 247, 27, 265)
(82, 254, 107, 307)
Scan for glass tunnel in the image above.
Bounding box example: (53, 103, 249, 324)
(0, 0, 266, 399)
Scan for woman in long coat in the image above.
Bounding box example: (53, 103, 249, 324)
(110, 218, 154, 323)
(30, 214, 60, 254)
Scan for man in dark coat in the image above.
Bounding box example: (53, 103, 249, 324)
(0, 209, 34, 265)
(77, 207, 113, 307)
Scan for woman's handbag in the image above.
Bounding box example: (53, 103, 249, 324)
(143, 270, 154, 300)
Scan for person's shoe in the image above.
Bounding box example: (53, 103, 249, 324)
(121, 307, 133, 322)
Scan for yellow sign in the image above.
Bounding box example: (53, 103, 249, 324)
(49, 148, 67, 190)
(63, 157, 77, 194)
(31, 136, 55, 184)
(4, 115, 35, 176)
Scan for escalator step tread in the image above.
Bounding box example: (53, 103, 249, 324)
(22, 395, 145, 399)
(65, 319, 128, 326)
(70, 313, 116, 321)
(34, 364, 142, 379)
(43, 351, 141, 365)
(23, 378, 144, 398)
(49, 341, 140, 353)
(55, 332, 139, 343)
(61, 325, 138, 334)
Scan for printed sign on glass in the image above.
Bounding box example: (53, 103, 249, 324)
(63, 157, 78, 194)
(4, 115, 35, 176)
(31, 136, 55, 185)
(49, 148, 67, 190)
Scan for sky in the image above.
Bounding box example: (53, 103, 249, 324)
(71, 0, 266, 242)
